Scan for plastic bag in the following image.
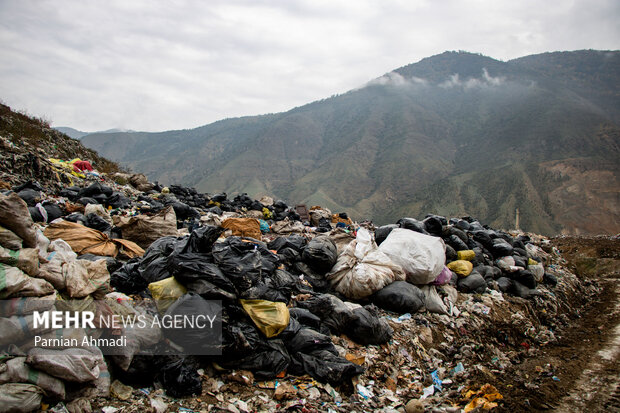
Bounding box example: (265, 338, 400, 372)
(222, 218, 262, 239)
(163, 293, 221, 354)
(372, 281, 425, 314)
(157, 357, 202, 398)
(420, 285, 448, 314)
(374, 224, 397, 246)
(378, 228, 445, 284)
(148, 277, 187, 313)
(301, 236, 338, 274)
(240, 299, 290, 338)
(447, 260, 473, 277)
(456, 272, 487, 294)
(432, 266, 453, 286)
(327, 228, 405, 299)
(396, 218, 428, 234)
(457, 250, 476, 261)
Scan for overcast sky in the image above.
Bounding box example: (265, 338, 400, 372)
(0, 0, 618, 132)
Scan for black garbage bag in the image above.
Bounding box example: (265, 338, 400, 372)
(111, 353, 162, 386)
(111, 259, 148, 294)
(445, 244, 457, 263)
(78, 197, 98, 206)
(64, 212, 87, 225)
(454, 219, 471, 231)
(285, 327, 334, 354)
(163, 293, 222, 354)
(134, 236, 178, 284)
(511, 280, 541, 299)
(183, 226, 226, 254)
(491, 238, 514, 258)
(42, 203, 63, 222)
(543, 272, 558, 287)
(84, 213, 112, 233)
(457, 272, 487, 294)
(514, 269, 537, 289)
(345, 305, 393, 345)
(107, 192, 132, 209)
(212, 237, 279, 291)
(276, 247, 301, 266)
(267, 235, 307, 253)
(273, 200, 288, 212)
(396, 218, 428, 234)
(17, 188, 41, 207)
(292, 262, 331, 292)
(496, 277, 513, 293)
(371, 281, 425, 314)
(156, 357, 202, 398)
(472, 230, 495, 250)
(29, 206, 46, 222)
(513, 247, 528, 258)
(295, 294, 349, 334)
(79, 182, 113, 198)
(244, 269, 296, 302)
(289, 307, 322, 331)
(423, 215, 444, 236)
(295, 349, 364, 383)
(315, 217, 332, 232)
(170, 202, 198, 220)
(92, 193, 108, 205)
(301, 236, 337, 274)
(513, 255, 528, 268)
(375, 224, 398, 246)
(446, 234, 469, 252)
(172, 255, 237, 300)
(59, 189, 79, 200)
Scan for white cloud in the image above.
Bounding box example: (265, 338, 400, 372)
(0, 0, 617, 131)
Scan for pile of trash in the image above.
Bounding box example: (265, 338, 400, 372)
(0, 168, 594, 413)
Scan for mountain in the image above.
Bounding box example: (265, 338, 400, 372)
(0, 103, 123, 187)
(54, 126, 135, 140)
(81, 50, 620, 235)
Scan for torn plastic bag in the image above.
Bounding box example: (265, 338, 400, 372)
(240, 299, 290, 338)
(378, 228, 445, 285)
(292, 262, 331, 292)
(371, 281, 425, 314)
(0, 357, 65, 400)
(212, 237, 279, 291)
(244, 269, 296, 302)
(420, 285, 448, 315)
(0, 383, 44, 413)
(163, 293, 222, 353)
(156, 357, 202, 398)
(327, 227, 405, 299)
(0, 192, 38, 248)
(456, 272, 487, 294)
(374, 224, 398, 246)
(301, 236, 338, 274)
(296, 349, 364, 384)
(26, 346, 103, 383)
(396, 218, 429, 234)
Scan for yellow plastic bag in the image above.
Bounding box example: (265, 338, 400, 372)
(239, 299, 290, 338)
(447, 260, 473, 277)
(148, 277, 187, 313)
(457, 250, 476, 261)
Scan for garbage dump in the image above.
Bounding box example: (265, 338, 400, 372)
(0, 165, 601, 412)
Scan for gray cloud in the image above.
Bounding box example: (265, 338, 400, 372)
(0, 0, 618, 131)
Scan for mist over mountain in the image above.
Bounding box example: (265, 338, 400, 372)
(55, 127, 135, 140)
(81, 50, 620, 235)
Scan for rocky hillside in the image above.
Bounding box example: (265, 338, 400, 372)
(80, 50, 620, 235)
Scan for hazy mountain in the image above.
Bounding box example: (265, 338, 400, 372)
(54, 126, 135, 140)
(82, 50, 620, 235)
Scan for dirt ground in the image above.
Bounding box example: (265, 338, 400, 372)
(495, 236, 620, 412)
